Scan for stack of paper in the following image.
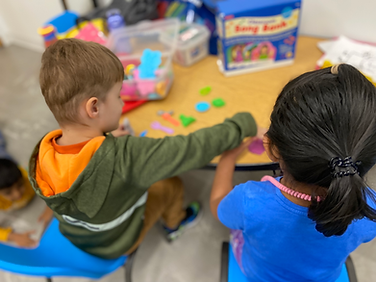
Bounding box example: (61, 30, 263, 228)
(317, 36, 376, 83)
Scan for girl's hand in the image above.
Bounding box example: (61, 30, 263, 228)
(256, 126, 268, 140)
(8, 231, 36, 248)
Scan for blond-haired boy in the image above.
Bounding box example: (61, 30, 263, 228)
(29, 38, 259, 259)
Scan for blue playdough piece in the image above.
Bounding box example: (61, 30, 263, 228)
(139, 130, 148, 137)
(195, 102, 210, 112)
(139, 49, 162, 79)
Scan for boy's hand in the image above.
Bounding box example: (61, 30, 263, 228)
(38, 207, 54, 227)
(221, 139, 254, 162)
(8, 231, 36, 248)
(111, 125, 130, 137)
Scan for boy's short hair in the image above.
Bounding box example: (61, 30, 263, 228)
(39, 38, 124, 124)
(0, 159, 22, 189)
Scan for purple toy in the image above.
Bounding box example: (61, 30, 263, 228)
(151, 121, 174, 134)
(248, 138, 265, 155)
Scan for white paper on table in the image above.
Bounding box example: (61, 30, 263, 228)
(317, 40, 336, 53)
(317, 35, 376, 81)
(0, 196, 47, 248)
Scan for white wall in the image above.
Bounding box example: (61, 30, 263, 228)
(300, 0, 376, 42)
(0, 13, 10, 45)
(1, 0, 376, 52)
(0, 0, 102, 52)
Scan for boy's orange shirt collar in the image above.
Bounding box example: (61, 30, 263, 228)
(52, 138, 90, 154)
(36, 130, 105, 197)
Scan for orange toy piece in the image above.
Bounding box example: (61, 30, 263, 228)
(156, 81, 167, 96)
(161, 112, 180, 126)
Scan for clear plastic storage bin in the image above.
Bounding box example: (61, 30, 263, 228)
(107, 18, 180, 101)
(173, 23, 210, 67)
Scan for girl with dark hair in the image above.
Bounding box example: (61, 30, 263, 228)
(210, 64, 376, 281)
(0, 132, 53, 247)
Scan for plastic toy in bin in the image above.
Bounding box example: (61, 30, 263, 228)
(106, 9, 126, 32)
(139, 49, 162, 79)
(74, 23, 107, 45)
(38, 25, 58, 48)
(38, 11, 79, 46)
(107, 18, 180, 101)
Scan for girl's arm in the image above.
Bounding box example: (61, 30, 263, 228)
(210, 139, 253, 220)
(38, 206, 54, 227)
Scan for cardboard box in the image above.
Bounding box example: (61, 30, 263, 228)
(216, 0, 301, 76)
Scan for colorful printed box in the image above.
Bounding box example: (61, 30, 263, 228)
(216, 0, 301, 76)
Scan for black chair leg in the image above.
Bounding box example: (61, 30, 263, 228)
(124, 250, 138, 282)
(46, 278, 52, 282)
(220, 242, 357, 282)
(220, 242, 229, 282)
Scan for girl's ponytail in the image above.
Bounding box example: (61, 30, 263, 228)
(309, 168, 369, 236)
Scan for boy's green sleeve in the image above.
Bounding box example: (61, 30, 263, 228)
(116, 112, 257, 188)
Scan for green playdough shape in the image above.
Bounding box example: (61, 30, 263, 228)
(212, 98, 225, 108)
(200, 86, 212, 96)
(179, 114, 196, 127)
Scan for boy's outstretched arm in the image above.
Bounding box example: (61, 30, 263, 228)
(116, 113, 259, 188)
(210, 140, 253, 220)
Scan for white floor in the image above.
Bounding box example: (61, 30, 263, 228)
(1, 45, 376, 282)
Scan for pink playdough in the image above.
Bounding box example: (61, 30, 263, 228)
(248, 138, 265, 155)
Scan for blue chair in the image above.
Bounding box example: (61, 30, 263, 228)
(220, 242, 358, 282)
(0, 218, 136, 282)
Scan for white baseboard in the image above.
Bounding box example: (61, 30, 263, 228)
(0, 32, 11, 47)
(9, 35, 44, 53)
(1, 31, 44, 53)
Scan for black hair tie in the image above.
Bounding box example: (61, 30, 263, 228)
(329, 157, 361, 178)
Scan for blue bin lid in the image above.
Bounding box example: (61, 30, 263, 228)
(47, 11, 79, 34)
(214, 0, 299, 15)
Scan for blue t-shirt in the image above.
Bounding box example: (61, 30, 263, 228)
(218, 176, 376, 282)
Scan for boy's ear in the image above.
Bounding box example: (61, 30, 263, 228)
(85, 97, 99, 119)
(263, 135, 280, 162)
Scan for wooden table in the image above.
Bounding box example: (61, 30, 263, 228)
(123, 36, 324, 169)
